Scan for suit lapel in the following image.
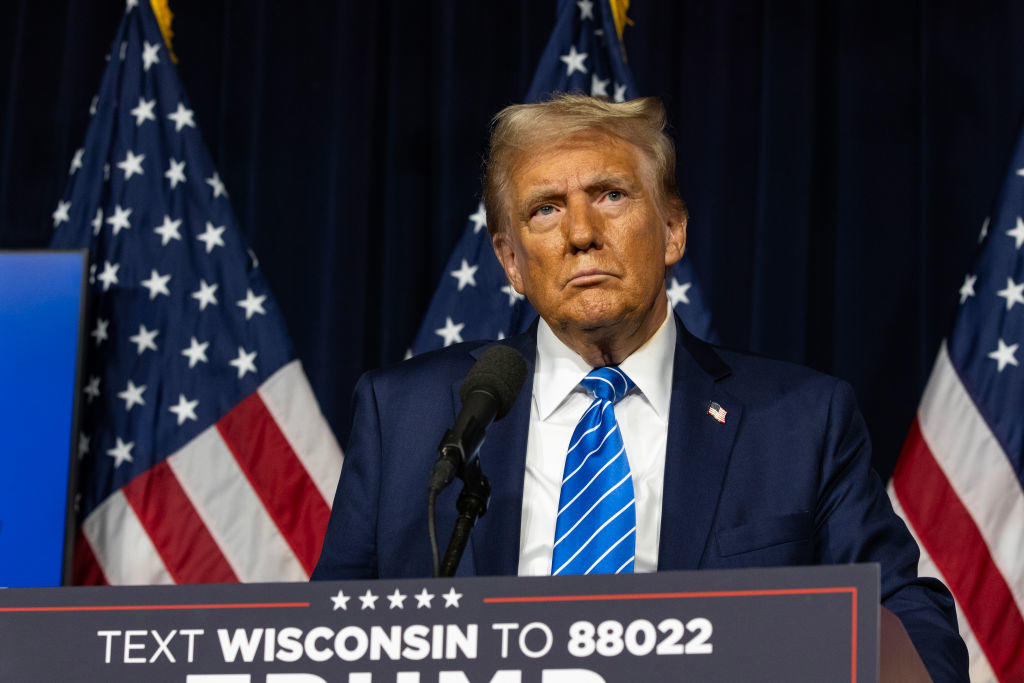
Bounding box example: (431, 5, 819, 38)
(658, 318, 742, 570)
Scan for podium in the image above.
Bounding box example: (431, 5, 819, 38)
(1, 564, 880, 681)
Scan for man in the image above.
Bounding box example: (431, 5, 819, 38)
(313, 95, 967, 680)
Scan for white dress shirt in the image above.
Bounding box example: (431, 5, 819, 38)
(517, 309, 676, 575)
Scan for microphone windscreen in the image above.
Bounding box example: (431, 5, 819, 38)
(459, 345, 528, 419)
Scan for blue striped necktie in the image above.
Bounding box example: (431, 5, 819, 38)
(552, 366, 636, 575)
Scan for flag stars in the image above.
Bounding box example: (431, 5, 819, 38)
(78, 433, 90, 459)
(117, 149, 145, 180)
(441, 587, 462, 608)
(958, 274, 977, 304)
(181, 337, 210, 368)
(69, 148, 84, 175)
(979, 217, 989, 243)
(997, 277, 1024, 310)
(106, 204, 132, 234)
(117, 380, 147, 411)
(469, 202, 487, 233)
(206, 172, 228, 198)
(192, 279, 219, 310)
(1008, 217, 1024, 249)
(230, 347, 258, 379)
(988, 338, 1019, 372)
(435, 317, 465, 346)
(414, 588, 435, 609)
(591, 74, 609, 98)
(450, 259, 478, 291)
(236, 289, 268, 319)
(52, 200, 71, 227)
(154, 215, 182, 245)
(667, 277, 692, 307)
(107, 437, 135, 468)
(577, 0, 595, 20)
(168, 394, 199, 426)
(83, 376, 101, 403)
(129, 324, 159, 355)
(140, 270, 171, 299)
(97, 261, 120, 291)
(90, 318, 110, 345)
(500, 284, 525, 306)
(91, 208, 104, 235)
(168, 102, 196, 132)
(129, 97, 156, 126)
(330, 590, 351, 611)
(165, 158, 186, 188)
(613, 83, 627, 103)
(386, 589, 407, 609)
(142, 41, 161, 71)
(560, 45, 588, 76)
(197, 222, 226, 253)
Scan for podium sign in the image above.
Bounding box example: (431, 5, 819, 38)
(0, 564, 878, 682)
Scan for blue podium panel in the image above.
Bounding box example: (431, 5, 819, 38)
(0, 250, 87, 587)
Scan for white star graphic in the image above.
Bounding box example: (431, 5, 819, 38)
(988, 338, 1019, 372)
(90, 318, 109, 345)
(107, 437, 135, 468)
(958, 274, 976, 304)
(181, 337, 210, 368)
(97, 261, 120, 291)
(140, 269, 171, 299)
(83, 376, 101, 403)
(450, 259, 478, 291)
(206, 172, 228, 198)
(117, 380, 147, 411)
(330, 590, 351, 611)
(52, 200, 71, 227)
(165, 158, 186, 188)
(500, 284, 525, 306)
(414, 588, 435, 609)
(142, 40, 161, 71)
(667, 277, 692, 306)
(386, 589, 407, 609)
(441, 587, 462, 608)
(435, 317, 465, 346)
(590, 74, 609, 97)
(1008, 217, 1024, 249)
(197, 222, 226, 253)
(78, 432, 89, 459)
(129, 97, 156, 126)
(168, 393, 199, 426)
(192, 279, 219, 310)
(979, 217, 989, 243)
(91, 208, 104, 235)
(236, 289, 268, 320)
(154, 215, 182, 245)
(167, 102, 196, 132)
(560, 45, 588, 76)
(614, 83, 627, 103)
(69, 148, 84, 175)
(229, 346, 258, 379)
(129, 324, 159, 355)
(106, 204, 132, 235)
(359, 589, 379, 610)
(997, 277, 1024, 310)
(577, 0, 595, 20)
(468, 202, 487, 233)
(117, 149, 145, 180)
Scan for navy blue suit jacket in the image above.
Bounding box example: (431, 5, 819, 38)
(313, 317, 967, 681)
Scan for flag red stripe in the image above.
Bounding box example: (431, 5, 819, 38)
(71, 530, 108, 586)
(216, 392, 330, 575)
(121, 460, 238, 584)
(894, 419, 1024, 681)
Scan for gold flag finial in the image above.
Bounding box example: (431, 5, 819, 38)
(149, 0, 178, 63)
(607, 0, 633, 42)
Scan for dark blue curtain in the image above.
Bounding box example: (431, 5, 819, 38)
(3, 0, 1024, 480)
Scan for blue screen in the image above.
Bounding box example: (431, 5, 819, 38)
(0, 251, 85, 587)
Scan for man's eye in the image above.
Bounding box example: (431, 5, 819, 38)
(607, 190, 624, 202)
(536, 205, 556, 216)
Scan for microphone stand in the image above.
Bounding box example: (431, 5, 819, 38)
(437, 457, 491, 577)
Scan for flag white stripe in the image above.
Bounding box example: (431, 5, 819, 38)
(918, 342, 1024, 614)
(258, 359, 344, 506)
(167, 425, 307, 582)
(81, 489, 173, 585)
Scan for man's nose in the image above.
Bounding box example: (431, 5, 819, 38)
(565, 194, 601, 252)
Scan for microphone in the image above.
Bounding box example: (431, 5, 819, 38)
(428, 345, 528, 493)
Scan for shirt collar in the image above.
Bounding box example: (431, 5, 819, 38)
(534, 305, 677, 420)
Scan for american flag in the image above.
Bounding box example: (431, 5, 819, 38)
(410, 0, 714, 354)
(50, 1, 343, 584)
(889, 125, 1024, 678)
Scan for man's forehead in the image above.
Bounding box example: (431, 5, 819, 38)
(512, 133, 650, 192)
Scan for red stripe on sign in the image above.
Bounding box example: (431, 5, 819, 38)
(894, 419, 1024, 682)
(216, 392, 330, 575)
(122, 460, 238, 584)
(71, 530, 108, 586)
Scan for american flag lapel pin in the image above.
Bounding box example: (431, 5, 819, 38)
(707, 401, 727, 424)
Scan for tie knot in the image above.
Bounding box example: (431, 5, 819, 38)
(581, 366, 634, 403)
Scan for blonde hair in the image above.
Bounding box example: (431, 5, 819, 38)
(483, 94, 687, 236)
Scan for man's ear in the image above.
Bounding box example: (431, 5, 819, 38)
(492, 231, 525, 293)
(664, 205, 687, 268)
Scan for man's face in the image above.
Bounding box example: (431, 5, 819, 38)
(492, 132, 685, 342)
